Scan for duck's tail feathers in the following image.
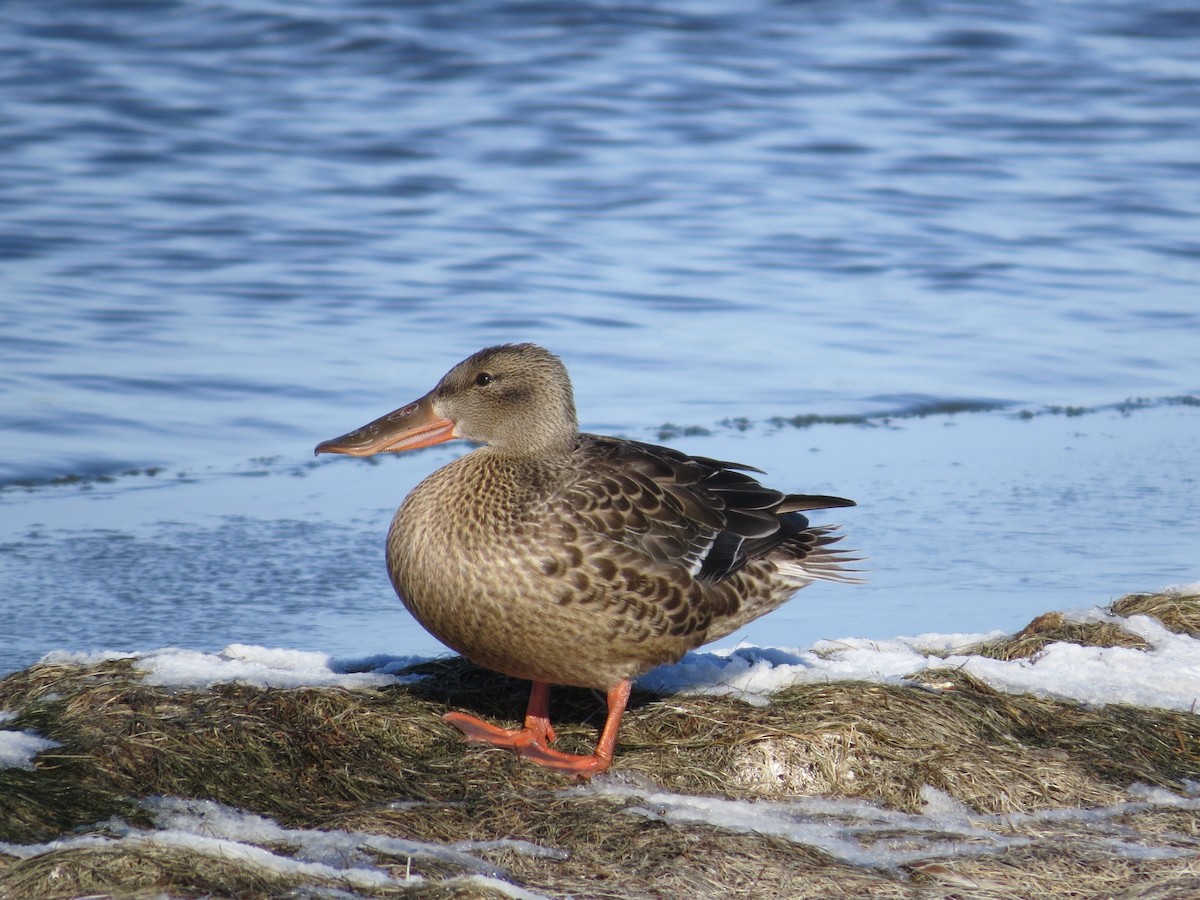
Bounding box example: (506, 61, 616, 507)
(775, 525, 866, 585)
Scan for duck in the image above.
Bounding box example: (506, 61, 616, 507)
(315, 343, 858, 777)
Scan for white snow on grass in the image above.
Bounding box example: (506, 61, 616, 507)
(37, 649, 138, 668)
(4, 585, 1198, 890)
(583, 780, 1019, 869)
(29, 583, 1200, 716)
(34, 645, 426, 690)
(135, 644, 424, 689)
(578, 778, 1200, 871)
(142, 796, 522, 877)
(642, 599, 1200, 713)
(2, 785, 1194, 893)
(0, 797, 558, 900)
(0, 728, 60, 770)
(39, 584, 1191, 716)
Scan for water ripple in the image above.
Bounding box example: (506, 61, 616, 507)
(0, 0, 1197, 485)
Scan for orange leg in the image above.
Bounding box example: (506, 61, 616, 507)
(442, 680, 557, 748)
(442, 679, 633, 778)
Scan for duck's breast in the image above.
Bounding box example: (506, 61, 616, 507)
(384, 451, 705, 688)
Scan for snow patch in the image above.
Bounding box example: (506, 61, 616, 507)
(640, 599, 1200, 713)
(0, 798, 560, 899)
(29, 589, 1200, 716)
(135, 644, 417, 689)
(583, 780, 1015, 870)
(0, 729, 60, 770)
(580, 778, 1200, 871)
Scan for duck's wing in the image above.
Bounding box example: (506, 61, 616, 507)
(569, 434, 854, 584)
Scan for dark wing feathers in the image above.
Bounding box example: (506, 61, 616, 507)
(779, 494, 857, 513)
(574, 434, 854, 583)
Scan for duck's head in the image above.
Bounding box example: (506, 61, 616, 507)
(315, 343, 579, 458)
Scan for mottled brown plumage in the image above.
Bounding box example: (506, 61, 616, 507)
(316, 343, 858, 776)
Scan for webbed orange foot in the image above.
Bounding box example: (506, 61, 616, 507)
(441, 711, 553, 749)
(441, 711, 609, 778)
(443, 678, 631, 780)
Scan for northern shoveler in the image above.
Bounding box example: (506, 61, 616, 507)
(315, 343, 858, 777)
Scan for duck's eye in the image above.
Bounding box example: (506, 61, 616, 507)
(474, 372, 494, 387)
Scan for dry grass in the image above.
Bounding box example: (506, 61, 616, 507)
(958, 611, 1150, 661)
(1111, 589, 1200, 638)
(2, 589, 1199, 899)
(951, 588, 1200, 663)
(0, 843, 510, 900)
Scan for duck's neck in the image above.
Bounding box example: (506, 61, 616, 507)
(484, 427, 578, 460)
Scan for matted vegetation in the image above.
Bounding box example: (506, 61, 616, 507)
(2, 590, 1199, 899)
(956, 588, 1200, 662)
(955, 610, 1151, 661)
(1111, 589, 1200, 638)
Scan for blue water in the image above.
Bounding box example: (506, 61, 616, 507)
(1, 0, 1198, 675)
